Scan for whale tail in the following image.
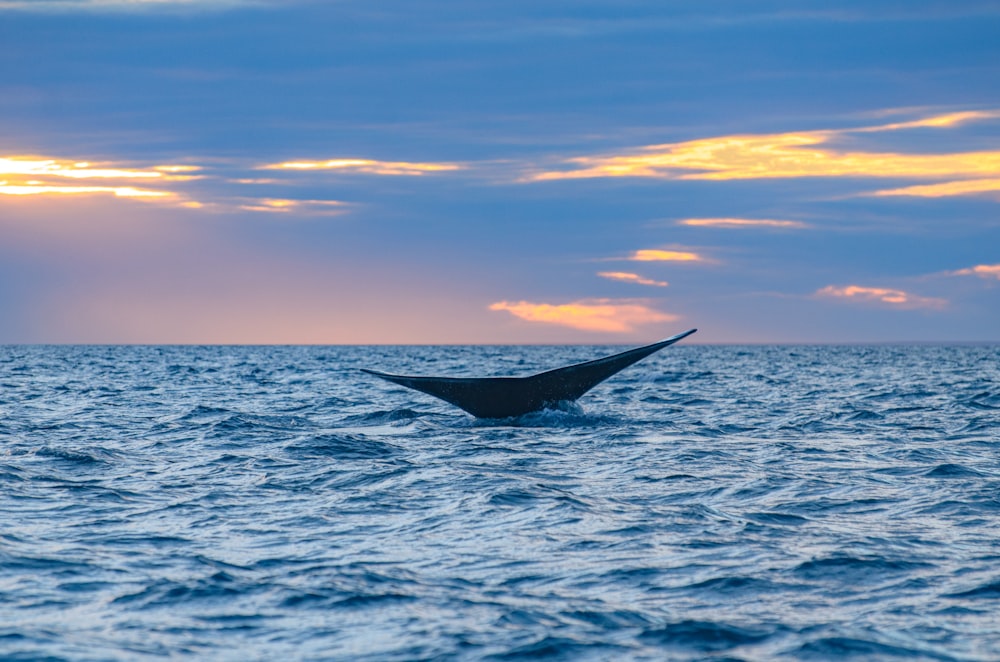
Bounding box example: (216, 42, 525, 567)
(362, 328, 697, 418)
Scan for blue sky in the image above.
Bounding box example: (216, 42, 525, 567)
(1, 0, 998, 343)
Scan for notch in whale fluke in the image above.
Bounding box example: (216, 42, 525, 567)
(361, 328, 697, 419)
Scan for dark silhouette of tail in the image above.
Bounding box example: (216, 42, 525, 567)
(362, 328, 697, 418)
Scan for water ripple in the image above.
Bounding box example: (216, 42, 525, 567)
(0, 343, 998, 659)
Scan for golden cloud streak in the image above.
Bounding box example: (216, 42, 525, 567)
(859, 110, 1000, 132)
(678, 217, 807, 229)
(869, 178, 1000, 198)
(0, 154, 359, 214)
(230, 178, 279, 185)
(0, 154, 203, 204)
(0, 183, 172, 198)
(236, 198, 347, 214)
(0, 156, 197, 180)
(815, 285, 946, 310)
(951, 264, 1000, 280)
(489, 298, 677, 333)
(629, 249, 705, 262)
(262, 158, 461, 176)
(153, 165, 201, 174)
(598, 271, 668, 287)
(526, 110, 1000, 183)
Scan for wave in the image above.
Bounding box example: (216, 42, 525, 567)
(2, 344, 999, 659)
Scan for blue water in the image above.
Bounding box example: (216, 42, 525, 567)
(1, 344, 998, 660)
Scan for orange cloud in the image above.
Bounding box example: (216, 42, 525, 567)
(154, 165, 201, 174)
(869, 178, 1000, 198)
(236, 198, 347, 214)
(815, 285, 947, 310)
(525, 110, 1000, 182)
(0, 155, 197, 203)
(629, 249, 706, 262)
(598, 271, 668, 287)
(859, 110, 1000, 132)
(0, 156, 197, 180)
(678, 217, 807, 229)
(951, 264, 1000, 280)
(489, 298, 677, 333)
(261, 158, 460, 176)
(0, 183, 173, 198)
(230, 178, 280, 185)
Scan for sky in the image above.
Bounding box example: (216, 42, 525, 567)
(1, 0, 998, 344)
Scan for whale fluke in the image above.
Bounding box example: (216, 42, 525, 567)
(362, 328, 697, 418)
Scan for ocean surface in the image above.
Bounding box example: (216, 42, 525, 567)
(1, 343, 999, 661)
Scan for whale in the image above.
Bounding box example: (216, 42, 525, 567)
(361, 328, 697, 418)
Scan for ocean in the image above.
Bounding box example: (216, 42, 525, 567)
(1, 343, 998, 660)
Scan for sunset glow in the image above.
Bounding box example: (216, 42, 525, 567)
(815, 285, 947, 310)
(597, 272, 668, 287)
(236, 198, 347, 214)
(262, 159, 461, 175)
(526, 111, 1000, 183)
(0, 156, 195, 180)
(678, 218, 807, 229)
(951, 264, 1000, 280)
(629, 249, 705, 262)
(489, 299, 677, 333)
(1, 2, 997, 344)
(0, 183, 172, 198)
(0, 155, 196, 202)
(861, 110, 1000, 132)
(870, 178, 1000, 198)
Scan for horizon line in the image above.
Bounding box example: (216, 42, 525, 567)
(1, 340, 998, 347)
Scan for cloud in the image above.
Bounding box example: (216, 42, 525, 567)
(234, 198, 348, 215)
(0, 153, 353, 214)
(858, 110, 1000, 132)
(260, 158, 461, 176)
(868, 178, 1000, 199)
(0, 156, 197, 180)
(629, 249, 706, 262)
(0, 184, 173, 199)
(597, 271, 668, 287)
(0, 151, 450, 215)
(678, 217, 808, 229)
(489, 298, 677, 333)
(524, 110, 1000, 182)
(0, 155, 197, 203)
(950, 264, 1000, 280)
(815, 285, 947, 310)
